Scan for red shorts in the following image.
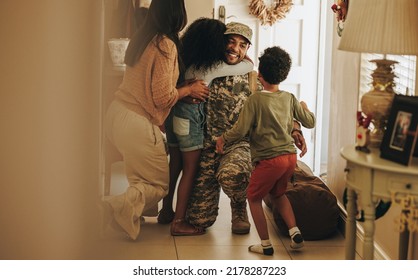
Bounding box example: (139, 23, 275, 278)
(247, 153, 297, 201)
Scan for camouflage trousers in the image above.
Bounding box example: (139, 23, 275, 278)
(186, 140, 252, 228)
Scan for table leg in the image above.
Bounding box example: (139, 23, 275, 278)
(362, 200, 376, 260)
(345, 188, 357, 259)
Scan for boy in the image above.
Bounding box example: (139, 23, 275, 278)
(216, 46, 315, 255)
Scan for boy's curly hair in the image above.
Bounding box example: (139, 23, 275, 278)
(258, 46, 292, 85)
(179, 17, 226, 76)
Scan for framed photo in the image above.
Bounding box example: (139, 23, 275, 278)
(415, 141, 418, 157)
(380, 94, 418, 166)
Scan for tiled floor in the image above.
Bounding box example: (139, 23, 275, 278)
(100, 162, 358, 260)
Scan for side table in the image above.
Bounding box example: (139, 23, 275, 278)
(340, 145, 418, 259)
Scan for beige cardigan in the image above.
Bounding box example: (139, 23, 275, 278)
(115, 35, 179, 126)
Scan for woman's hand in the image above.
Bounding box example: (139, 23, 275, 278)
(177, 79, 209, 101)
(188, 79, 209, 101)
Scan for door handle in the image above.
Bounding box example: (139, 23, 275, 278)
(219, 6, 225, 23)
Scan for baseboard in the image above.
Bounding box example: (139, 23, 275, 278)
(337, 202, 391, 260)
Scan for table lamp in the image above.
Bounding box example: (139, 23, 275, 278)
(338, 0, 418, 148)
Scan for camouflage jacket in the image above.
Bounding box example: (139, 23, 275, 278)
(204, 73, 253, 151)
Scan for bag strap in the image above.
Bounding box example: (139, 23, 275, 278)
(248, 70, 258, 94)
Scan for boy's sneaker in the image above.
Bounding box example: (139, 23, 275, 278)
(290, 232, 304, 249)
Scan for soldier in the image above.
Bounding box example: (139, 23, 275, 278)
(159, 18, 254, 236)
(186, 22, 307, 234)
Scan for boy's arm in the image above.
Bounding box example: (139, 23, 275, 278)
(222, 96, 255, 145)
(292, 98, 316, 157)
(293, 99, 316, 129)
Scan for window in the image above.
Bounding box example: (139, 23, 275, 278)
(359, 54, 416, 98)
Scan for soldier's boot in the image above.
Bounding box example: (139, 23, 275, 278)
(230, 201, 251, 234)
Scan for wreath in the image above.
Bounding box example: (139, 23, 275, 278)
(249, 0, 293, 26)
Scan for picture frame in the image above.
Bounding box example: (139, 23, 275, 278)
(380, 94, 418, 166)
(414, 137, 418, 157)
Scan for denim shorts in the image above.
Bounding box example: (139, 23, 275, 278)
(165, 101, 205, 152)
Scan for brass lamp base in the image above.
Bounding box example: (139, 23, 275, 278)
(360, 59, 397, 148)
(361, 90, 394, 148)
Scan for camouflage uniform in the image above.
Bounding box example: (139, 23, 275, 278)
(186, 73, 253, 228)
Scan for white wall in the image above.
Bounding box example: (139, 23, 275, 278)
(185, 0, 215, 26)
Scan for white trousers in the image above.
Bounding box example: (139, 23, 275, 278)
(104, 100, 169, 240)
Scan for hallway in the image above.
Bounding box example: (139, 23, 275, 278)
(99, 162, 355, 260)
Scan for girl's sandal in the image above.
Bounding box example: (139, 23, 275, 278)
(170, 219, 206, 236)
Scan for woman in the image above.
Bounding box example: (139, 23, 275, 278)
(103, 0, 209, 240)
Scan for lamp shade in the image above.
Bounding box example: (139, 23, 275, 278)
(338, 0, 418, 55)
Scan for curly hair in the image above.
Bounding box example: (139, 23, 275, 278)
(258, 46, 292, 85)
(180, 17, 226, 75)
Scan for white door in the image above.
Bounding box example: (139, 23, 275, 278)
(184, 0, 215, 28)
(213, 0, 321, 170)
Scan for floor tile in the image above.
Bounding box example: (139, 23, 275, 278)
(176, 244, 291, 260)
(105, 161, 349, 260)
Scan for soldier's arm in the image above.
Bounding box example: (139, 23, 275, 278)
(292, 121, 307, 157)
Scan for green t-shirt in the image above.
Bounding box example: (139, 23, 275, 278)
(223, 90, 315, 163)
